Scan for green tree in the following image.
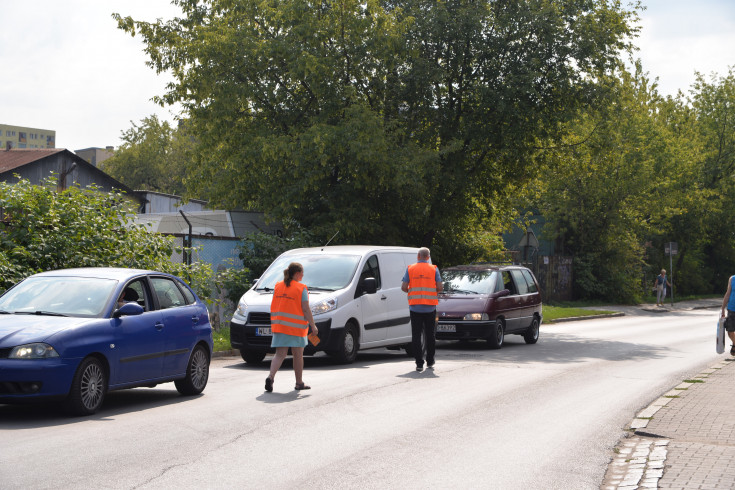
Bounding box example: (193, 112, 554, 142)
(534, 66, 703, 302)
(101, 115, 194, 196)
(689, 67, 735, 292)
(114, 0, 640, 264)
(0, 176, 212, 294)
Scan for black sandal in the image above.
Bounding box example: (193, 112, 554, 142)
(295, 382, 311, 390)
(265, 376, 273, 392)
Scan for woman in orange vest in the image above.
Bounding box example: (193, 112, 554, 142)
(265, 262, 319, 392)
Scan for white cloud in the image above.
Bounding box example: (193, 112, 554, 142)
(636, 0, 735, 96)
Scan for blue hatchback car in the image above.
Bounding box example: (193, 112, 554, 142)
(0, 268, 213, 415)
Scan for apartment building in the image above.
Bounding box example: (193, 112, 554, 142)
(0, 123, 55, 150)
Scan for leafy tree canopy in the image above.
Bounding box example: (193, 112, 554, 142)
(115, 0, 640, 265)
(101, 115, 194, 196)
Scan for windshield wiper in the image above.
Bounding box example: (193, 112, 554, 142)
(447, 289, 479, 294)
(255, 286, 273, 292)
(0, 310, 10, 314)
(307, 286, 336, 292)
(15, 311, 68, 317)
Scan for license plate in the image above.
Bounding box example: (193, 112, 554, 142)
(437, 324, 456, 332)
(256, 327, 272, 336)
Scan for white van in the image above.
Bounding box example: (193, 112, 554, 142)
(229, 245, 425, 364)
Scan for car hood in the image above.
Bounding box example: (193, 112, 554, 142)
(437, 294, 489, 317)
(0, 315, 94, 348)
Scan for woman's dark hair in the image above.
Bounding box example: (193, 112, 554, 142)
(283, 262, 303, 287)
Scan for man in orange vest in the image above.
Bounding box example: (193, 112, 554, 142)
(401, 247, 443, 371)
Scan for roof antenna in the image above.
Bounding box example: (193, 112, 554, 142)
(324, 231, 339, 247)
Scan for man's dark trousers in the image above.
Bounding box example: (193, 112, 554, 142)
(410, 310, 436, 367)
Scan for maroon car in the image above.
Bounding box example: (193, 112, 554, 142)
(436, 264, 542, 349)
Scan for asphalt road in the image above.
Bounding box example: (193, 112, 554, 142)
(0, 306, 721, 489)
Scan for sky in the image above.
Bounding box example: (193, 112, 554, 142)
(1, 0, 734, 153)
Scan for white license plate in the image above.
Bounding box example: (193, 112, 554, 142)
(437, 324, 456, 332)
(256, 327, 272, 336)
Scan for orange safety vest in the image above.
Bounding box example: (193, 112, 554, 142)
(270, 281, 309, 337)
(407, 262, 439, 306)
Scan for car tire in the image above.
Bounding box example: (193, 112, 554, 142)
(486, 319, 504, 349)
(524, 316, 540, 344)
(405, 328, 427, 359)
(328, 322, 359, 364)
(240, 350, 267, 364)
(65, 356, 107, 416)
(175, 345, 210, 395)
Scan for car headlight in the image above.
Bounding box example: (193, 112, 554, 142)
(236, 298, 248, 317)
(9, 343, 59, 359)
(463, 313, 489, 321)
(311, 297, 338, 316)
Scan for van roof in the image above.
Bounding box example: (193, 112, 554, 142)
(283, 245, 420, 255)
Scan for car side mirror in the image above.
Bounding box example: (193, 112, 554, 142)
(362, 277, 377, 295)
(113, 302, 144, 318)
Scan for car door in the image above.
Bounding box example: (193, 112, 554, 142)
(383, 252, 414, 343)
(510, 269, 532, 332)
(111, 279, 165, 385)
(495, 270, 522, 330)
(149, 276, 203, 377)
(356, 254, 388, 343)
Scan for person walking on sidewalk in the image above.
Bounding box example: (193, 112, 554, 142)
(401, 247, 443, 372)
(265, 262, 319, 392)
(720, 274, 735, 356)
(654, 269, 671, 306)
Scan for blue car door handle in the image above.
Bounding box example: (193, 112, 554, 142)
(155, 322, 164, 331)
(191, 315, 199, 324)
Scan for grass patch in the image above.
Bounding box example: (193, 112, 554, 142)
(683, 379, 704, 383)
(213, 326, 231, 352)
(543, 305, 618, 323)
(664, 395, 680, 398)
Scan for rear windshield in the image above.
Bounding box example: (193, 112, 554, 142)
(442, 270, 499, 295)
(255, 253, 361, 292)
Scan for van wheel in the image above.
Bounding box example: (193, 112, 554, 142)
(240, 350, 267, 364)
(328, 322, 359, 364)
(524, 317, 540, 344)
(405, 328, 427, 359)
(486, 319, 504, 349)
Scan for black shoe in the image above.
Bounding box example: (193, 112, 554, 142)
(730, 345, 735, 356)
(427, 361, 435, 368)
(265, 376, 273, 392)
(416, 364, 423, 372)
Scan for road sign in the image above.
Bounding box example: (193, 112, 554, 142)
(665, 242, 678, 256)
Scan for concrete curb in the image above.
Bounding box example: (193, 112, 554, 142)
(548, 312, 625, 323)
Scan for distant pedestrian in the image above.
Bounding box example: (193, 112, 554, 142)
(654, 269, 671, 306)
(401, 247, 443, 372)
(720, 275, 735, 356)
(265, 262, 318, 392)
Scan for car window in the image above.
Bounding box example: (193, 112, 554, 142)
(119, 279, 149, 311)
(151, 277, 187, 309)
(510, 270, 529, 295)
(522, 269, 538, 293)
(359, 255, 382, 289)
(0, 276, 117, 317)
(177, 279, 196, 304)
(442, 270, 498, 295)
(501, 271, 517, 295)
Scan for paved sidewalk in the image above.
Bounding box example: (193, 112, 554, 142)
(601, 353, 735, 489)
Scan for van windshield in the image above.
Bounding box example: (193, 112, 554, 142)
(442, 270, 499, 295)
(255, 254, 361, 292)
